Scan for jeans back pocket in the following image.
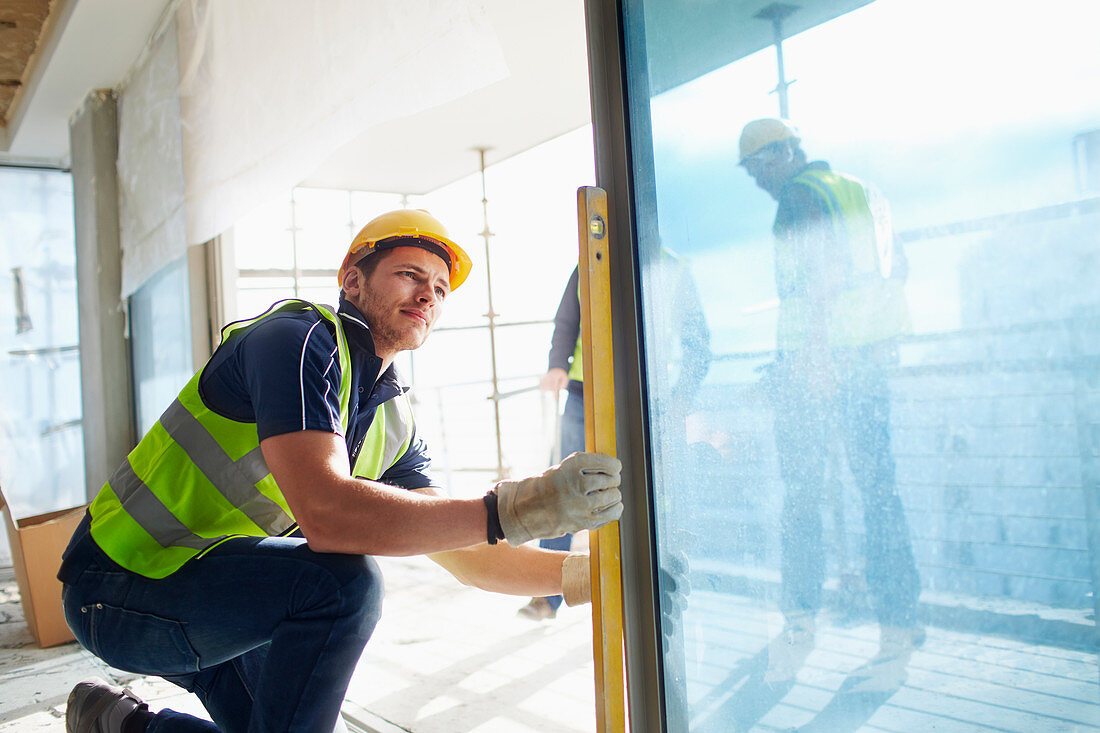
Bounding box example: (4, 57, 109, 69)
(81, 602, 200, 676)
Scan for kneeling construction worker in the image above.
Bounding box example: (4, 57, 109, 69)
(58, 208, 623, 732)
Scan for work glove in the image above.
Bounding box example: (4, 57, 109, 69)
(561, 552, 591, 606)
(496, 452, 622, 546)
(658, 549, 691, 653)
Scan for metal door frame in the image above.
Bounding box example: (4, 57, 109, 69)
(583, 1, 668, 729)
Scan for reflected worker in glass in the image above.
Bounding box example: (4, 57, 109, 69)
(739, 119, 922, 682)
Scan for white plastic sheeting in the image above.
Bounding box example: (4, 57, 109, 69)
(114, 0, 508, 297)
(116, 17, 187, 299)
(175, 0, 508, 249)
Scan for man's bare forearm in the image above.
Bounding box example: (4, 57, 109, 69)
(262, 431, 488, 556)
(429, 542, 570, 596)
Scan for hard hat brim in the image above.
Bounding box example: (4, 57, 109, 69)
(339, 234, 472, 292)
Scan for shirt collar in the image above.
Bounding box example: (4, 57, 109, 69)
(798, 160, 830, 176)
(780, 160, 832, 194)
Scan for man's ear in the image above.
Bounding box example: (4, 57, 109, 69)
(341, 265, 362, 298)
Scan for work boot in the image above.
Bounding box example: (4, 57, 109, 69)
(517, 596, 556, 621)
(847, 625, 926, 693)
(875, 625, 926, 662)
(66, 677, 149, 733)
(764, 614, 816, 684)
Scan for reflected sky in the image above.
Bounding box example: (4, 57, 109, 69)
(634, 1, 1100, 729)
(644, 0, 1100, 360)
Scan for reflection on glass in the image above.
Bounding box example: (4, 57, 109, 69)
(742, 115, 921, 687)
(130, 257, 193, 436)
(643, 247, 712, 728)
(626, 0, 1100, 729)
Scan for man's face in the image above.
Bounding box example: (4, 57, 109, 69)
(742, 142, 792, 201)
(342, 246, 451, 359)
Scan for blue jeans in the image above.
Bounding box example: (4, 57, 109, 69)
(558, 387, 586, 461)
(771, 348, 920, 627)
(59, 516, 383, 732)
(538, 389, 586, 611)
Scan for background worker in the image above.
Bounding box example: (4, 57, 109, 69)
(519, 266, 587, 620)
(59, 209, 623, 733)
(521, 254, 710, 626)
(738, 119, 922, 681)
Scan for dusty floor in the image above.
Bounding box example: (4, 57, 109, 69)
(3, 557, 1099, 732)
(0, 558, 596, 732)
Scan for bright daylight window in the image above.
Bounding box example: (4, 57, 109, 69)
(0, 167, 84, 533)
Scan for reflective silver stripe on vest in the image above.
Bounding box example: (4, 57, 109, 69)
(108, 459, 217, 551)
(160, 399, 296, 535)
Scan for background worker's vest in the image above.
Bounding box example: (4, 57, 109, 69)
(568, 337, 584, 382)
(566, 248, 696, 384)
(774, 169, 910, 351)
(89, 300, 413, 579)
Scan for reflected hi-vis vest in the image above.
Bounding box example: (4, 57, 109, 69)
(88, 299, 414, 579)
(775, 169, 910, 351)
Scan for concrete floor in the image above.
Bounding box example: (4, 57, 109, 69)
(4, 557, 1100, 732)
(0, 557, 596, 732)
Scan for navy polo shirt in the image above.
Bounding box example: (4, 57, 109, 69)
(198, 298, 433, 489)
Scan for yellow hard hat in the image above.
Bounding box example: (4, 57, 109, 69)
(338, 208, 473, 291)
(739, 118, 800, 163)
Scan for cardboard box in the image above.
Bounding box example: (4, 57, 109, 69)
(0, 485, 86, 648)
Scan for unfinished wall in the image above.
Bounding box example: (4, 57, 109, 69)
(70, 90, 134, 500)
(174, 0, 507, 247)
(117, 16, 186, 298)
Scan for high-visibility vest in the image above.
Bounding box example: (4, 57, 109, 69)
(774, 169, 910, 351)
(88, 299, 413, 579)
(567, 337, 584, 382)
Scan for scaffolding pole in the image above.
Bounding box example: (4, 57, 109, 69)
(475, 147, 507, 481)
(755, 3, 799, 118)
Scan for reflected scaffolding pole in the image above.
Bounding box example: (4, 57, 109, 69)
(755, 3, 799, 118)
(475, 147, 507, 481)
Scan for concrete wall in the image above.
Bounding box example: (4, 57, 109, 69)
(70, 89, 134, 500)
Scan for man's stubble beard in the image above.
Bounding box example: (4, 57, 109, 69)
(371, 320, 428, 356)
(358, 289, 430, 357)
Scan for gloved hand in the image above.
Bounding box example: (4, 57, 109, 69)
(561, 552, 591, 606)
(659, 549, 691, 653)
(496, 452, 622, 546)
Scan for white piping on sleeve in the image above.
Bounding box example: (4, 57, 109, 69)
(299, 321, 323, 430)
(321, 347, 340, 432)
(322, 379, 339, 432)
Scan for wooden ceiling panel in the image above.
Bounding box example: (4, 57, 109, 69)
(0, 0, 54, 126)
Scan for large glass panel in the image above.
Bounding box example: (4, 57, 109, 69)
(130, 256, 193, 436)
(0, 167, 84, 524)
(620, 0, 1100, 729)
